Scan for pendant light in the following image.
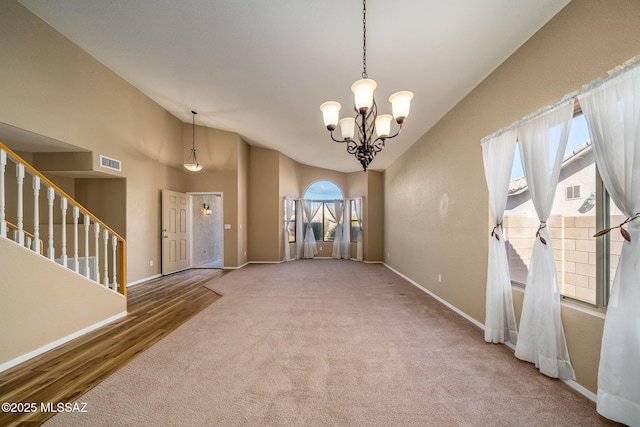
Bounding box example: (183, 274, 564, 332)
(184, 110, 203, 172)
(320, 0, 413, 172)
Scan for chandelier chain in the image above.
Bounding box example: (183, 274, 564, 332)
(362, 0, 367, 79)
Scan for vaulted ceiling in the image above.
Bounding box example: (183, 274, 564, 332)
(17, 0, 570, 172)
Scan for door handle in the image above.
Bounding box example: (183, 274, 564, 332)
(162, 236, 169, 238)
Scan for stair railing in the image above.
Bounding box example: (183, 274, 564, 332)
(0, 142, 126, 296)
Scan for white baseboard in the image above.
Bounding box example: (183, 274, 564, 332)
(249, 260, 283, 264)
(127, 274, 161, 288)
(387, 264, 597, 404)
(0, 311, 127, 373)
(384, 263, 485, 330)
(502, 342, 596, 403)
(223, 262, 249, 270)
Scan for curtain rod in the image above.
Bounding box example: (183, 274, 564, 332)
(481, 54, 640, 145)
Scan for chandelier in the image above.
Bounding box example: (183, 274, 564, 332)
(184, 110, 203, 172)
(320, 0, 413, 172)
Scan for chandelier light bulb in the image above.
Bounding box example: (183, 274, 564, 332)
(320, 101, 341, 131)
(339, 117, 356, 140)
(351, 79, 377, 115)
(374, 114, 392, 137)
(389, 91, 414, 124)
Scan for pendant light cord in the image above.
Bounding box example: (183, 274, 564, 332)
(192, 110, 196, 150)
(362, 0, 367, 79)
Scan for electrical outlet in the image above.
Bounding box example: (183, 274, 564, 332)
(319, 246, 323, 251)
(438, 274, 442, 283)
(150, 260, 154, 267)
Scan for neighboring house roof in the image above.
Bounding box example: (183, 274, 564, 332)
(508, 140, 592, 196)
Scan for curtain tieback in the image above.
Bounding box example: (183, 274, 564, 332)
(535, 222, 547, 245)
(491, 222, 502, 240)
(593, 213, 640, 243)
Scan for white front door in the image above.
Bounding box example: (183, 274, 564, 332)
(161, 189, 190, 275)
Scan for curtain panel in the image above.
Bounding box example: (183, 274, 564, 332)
(341, 198, 351, 259)
(481, 128, 518, 345)
(353, 198, 363, 261)
(513, 99, 576, 380)
(326, 200, 344, 259)
(295, 199, 304, 259)
(283, 198, 295, 262)
(302, 200, 322, 259)
(578, 61, 640, 426)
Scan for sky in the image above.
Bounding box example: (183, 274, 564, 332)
(303, 180, 343, 200)
(511, 114, 590, 180)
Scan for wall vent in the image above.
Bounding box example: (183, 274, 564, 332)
(100, 155, 122, 172)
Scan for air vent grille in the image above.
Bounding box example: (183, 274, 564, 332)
(100, 155, 122, 172)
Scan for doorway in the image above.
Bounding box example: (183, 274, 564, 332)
(161, 189, 190, 275)
(189, 192, 223, 269)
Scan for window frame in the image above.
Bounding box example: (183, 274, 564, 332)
(505, 105, 613, 310)
(284, 198, 297, 244)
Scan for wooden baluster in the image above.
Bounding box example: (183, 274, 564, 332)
(112, 235, 118, 290)
(60, 197, 67, 267)
(16, 163, 25, 246)
(94, 223, 100, 284)
(84, 214, 90, 279)
(47, 187, 55, 260)
(0, 149, 6, 239)
(32, 176, 40, 253)
(103, 229, 109, 287)
(73, 206, 79, 273)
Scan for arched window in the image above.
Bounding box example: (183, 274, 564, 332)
(303, 180, 343, 242)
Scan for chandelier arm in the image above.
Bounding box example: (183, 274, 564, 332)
(329, 130, 352, 144)
(376, 123, 403, 143)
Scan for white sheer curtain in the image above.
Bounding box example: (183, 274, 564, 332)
(481, 128, 518, 345)
(578, 62, 640, 426)
(514, 99, 576, 380)
(327, 200, 344, 259)
(295, 199, 304, 259)
(353, 198, 363, 261)
(341, 199, 351, 259)
(302, 200, 321, 259)
(283, 198, 295, 262)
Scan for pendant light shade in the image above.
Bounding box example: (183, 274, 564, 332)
(184, 110, 203, 172)
(351, 78, 377, 115)
(389, 91, 414, 124)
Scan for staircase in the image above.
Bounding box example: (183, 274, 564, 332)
(0, 142, 126, 293)
(0, 141, 127, 371)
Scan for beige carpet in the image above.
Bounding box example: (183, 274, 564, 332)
(45, 260, 612, 426)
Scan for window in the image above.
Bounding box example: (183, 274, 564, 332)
(350, 199, 360, 242)
(503, 112, 619, 306)
(284, 199, 296, 243)
(303, 180, 344, 243)
(565, 185, 581, 200)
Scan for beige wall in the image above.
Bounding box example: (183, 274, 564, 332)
(384, 0, 640, 394)
(182, 125, 247, 267)
(248, 146, 280, 261)
(0, 238, 126, 366)
(0, 0, 186, 283)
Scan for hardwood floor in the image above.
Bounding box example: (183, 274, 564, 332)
(0, 268, 226, 426)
